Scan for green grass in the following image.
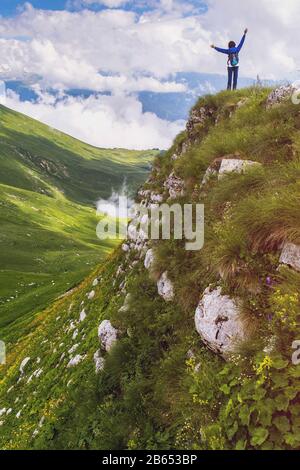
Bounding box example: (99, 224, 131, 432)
(0, 105, 156, 342)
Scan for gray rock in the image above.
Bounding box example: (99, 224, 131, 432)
(266, 85, 296, 108)
(181, 141, 190, 154)
(144, 249, 155, 270)
(87, 290, 95, 300)
(79, 309, 86, 322)
(68, 344, 79, 355)
(186, 106, 215, 136)
(280, 242, 300, 272)
(195, 287, 246, 357)
(163, 171, 185, 199)
(150, 193, 163, 203)
(157, 272, 174, 302)
(218, 159, 260, 180)
(98, 320, 118, 352)
(67, 354, 84, 368)
(138, 189, 151, 200)
(128, 223, 138, 241)
(94, 350, 105, 374)
(20, 357, 30, 375)
(201, 166, 218, 185)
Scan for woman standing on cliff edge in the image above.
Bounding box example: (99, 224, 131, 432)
(211, 28, 248, 91)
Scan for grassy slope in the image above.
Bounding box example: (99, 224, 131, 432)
(0, 105, 155, 341)
(0, 88, 300, 450)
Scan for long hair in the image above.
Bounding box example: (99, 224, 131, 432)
(228, 41, 236, 48)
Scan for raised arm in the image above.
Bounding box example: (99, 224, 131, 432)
(211, 45, 230, 54)
(237, 28, 248, 52)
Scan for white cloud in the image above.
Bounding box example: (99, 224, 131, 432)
(1, 1, 300, 148)
(83, 0, 128, 6)
(0, 0, 299, 89)
(5, 89, 183, 150)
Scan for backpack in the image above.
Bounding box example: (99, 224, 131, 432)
(228, 52, 239, 67)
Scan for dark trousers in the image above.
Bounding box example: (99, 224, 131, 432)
(227, 66, 239, 90)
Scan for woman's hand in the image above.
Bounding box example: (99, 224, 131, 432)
(244, 28, 248, 34)
(210, 44, 215, 49)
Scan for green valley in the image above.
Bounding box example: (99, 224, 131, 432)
(0, 105, 156, 342)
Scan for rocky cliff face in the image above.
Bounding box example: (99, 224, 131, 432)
(0, 86, 300, 451)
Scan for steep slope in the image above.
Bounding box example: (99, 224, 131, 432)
(0, 86, 300, 450)
(0, 105, 155, 341)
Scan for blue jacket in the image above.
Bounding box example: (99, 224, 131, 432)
(214, 34, 246, 60)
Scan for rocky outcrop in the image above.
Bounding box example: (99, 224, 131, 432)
(163, 172, 185, 199)
(266, 85, 296, 109)
(157, 272, 174, 302)
(151, 193, 163, 204)
(127, 221, 148, 253)
(218, 159, 260, 180)
(202, 156, 261, 185)
(279, 242, 300, 272)
(138, 189, 163, 204)
(186, 106, 215, 138)
(195, 287, 246, 357)
(98, 320, 118, 352)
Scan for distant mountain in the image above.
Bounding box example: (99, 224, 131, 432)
(139, 72, 258, 120)
(5, 72, 268, 124)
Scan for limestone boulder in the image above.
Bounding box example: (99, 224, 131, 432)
(195, 287, 247, 357)
(157, 272, 174, 302)
(98, 320, 118, 352)
(280, 242, 300, 272)
(218, 159, 260, 180)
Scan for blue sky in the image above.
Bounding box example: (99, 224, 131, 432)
(0, 1, 208, 17)
(0, 1, 66, 16)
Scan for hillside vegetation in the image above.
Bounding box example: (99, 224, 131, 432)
(0, 105, 155, 342)
(0, 87, 300, 450)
